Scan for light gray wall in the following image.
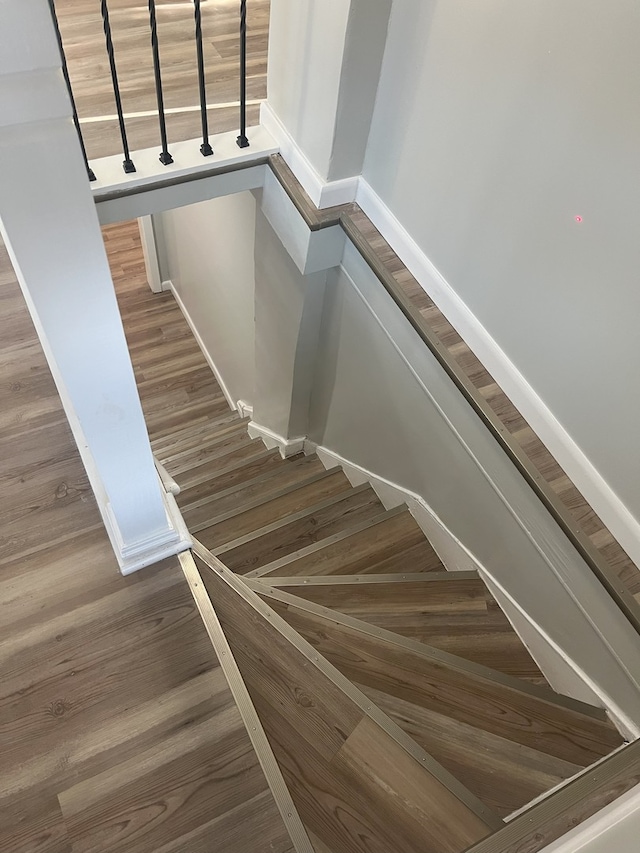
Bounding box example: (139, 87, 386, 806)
(307, 245, 640, 726)
(253, 204, 328, 438)
(267, 0, 391, 181)
(157, 192, 256, 407)
(362, 0, 640, 520)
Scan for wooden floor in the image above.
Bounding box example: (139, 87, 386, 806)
(55, 0, 270, 160)
(0, 236, 293, 852)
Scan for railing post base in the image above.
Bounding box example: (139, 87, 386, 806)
(200, 142, 214, 157)
(123, 159, 136, 174)
(237, 135, 250, 149)
(159, 151, 174, 166)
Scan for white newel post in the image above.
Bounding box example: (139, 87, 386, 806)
(0, 0, 188, 573)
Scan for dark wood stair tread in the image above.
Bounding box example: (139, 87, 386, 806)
(176, 450, 287, 507)
(359, 684, 583, 819)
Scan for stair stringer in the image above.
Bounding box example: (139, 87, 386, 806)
(305, 441, 639, 738)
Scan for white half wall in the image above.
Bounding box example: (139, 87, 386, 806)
(156, 192, 257, 409)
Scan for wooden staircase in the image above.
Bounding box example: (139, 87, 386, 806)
(112, 231, 638, 853)
(147, 412, 627, 853)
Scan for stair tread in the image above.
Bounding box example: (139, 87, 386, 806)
(256, 587, 622, 767)
(146, 398, 232, 439)
(358, 684, 583, 819)
(180, 455, 327, 523)
(214, 486, 386, 574)
(174, 440, 268, 490)
(263, 575, 547, 685)
(150, 411, 246, 452)
(248, 507, 437, 579)
(194, 469, 353, 545)
(196, 552, 497, 853)
(176, 450, 286, 507)
(165, 431, 258, 479)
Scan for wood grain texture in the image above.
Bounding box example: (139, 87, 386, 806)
(214, 486, 386, 573)
(346, 209, 640, 599)
(0, 224, 292, 852)
(266, 597, 622, 767)
(360, 684, 582, 819)
(200, 559, 494, 853)
(264, 575, 547, 684)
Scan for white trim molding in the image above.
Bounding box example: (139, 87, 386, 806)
(355, 177, 640, 571)
(248, 420, 306, 459)
(260, 102, 359, 209)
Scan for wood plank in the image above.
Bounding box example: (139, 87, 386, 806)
(181, 454, 328, 528)
(360, 684, 582, 819)
(197, 470, 353, 547)
(268, 577, 546, 684)
(176, 449, 284, 506)
(216, 487, 385, 573)
(252, 509, 441, 578)
(266, 597, 622, 767)
(199, 557, 495, 853)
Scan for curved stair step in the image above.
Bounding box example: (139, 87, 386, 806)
(263, 572, 547, 685)
(212, 485, 386, 574)
(251, 583, 623, 767)
(192, 543, 500, 853)
(245, 506, 442, 579)
(193, 469, 353, 545)
(180, 454, 327, 527)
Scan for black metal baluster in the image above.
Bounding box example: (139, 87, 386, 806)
(148, 0, 173, 165)
(47, 0, 96, 181)
(100, 0, 135, 173)
(237, 0, 249, 148)
(193, 0, 213, 156)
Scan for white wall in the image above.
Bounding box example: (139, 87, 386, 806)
(157, 192, 257, 408)
(362, 0, 640, 538)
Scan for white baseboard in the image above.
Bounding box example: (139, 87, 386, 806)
(306, 441, 637, 737)
(248, 420, 306, 459)
(355, 177, 640, 570)
(236, 399, 254, 420)
(260, 102, 359, 209)
(165, 279, 237, 413)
